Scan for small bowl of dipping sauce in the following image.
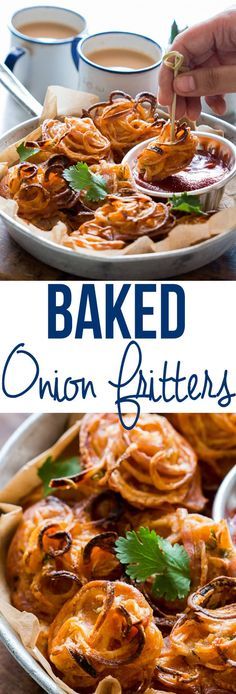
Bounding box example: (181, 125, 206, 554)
(213, 465, 236, 540)
(123, 131, 236, 212)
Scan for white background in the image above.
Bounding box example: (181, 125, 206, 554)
(0, 281, 235, 414)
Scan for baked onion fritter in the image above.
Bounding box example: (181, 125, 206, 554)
(156, 577, 236, 693)
(66, 194, 172, 251)
(84, 91, 165, 160)
(71, 414, 206, 512)
(48, 579, 163, 691)
(169, 414, 236, 483)
(137, 121, 198, 181)
(37, 117, 111, 163)
(6, 494, 122, 619)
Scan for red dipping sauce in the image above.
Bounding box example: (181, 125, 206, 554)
(135, 150, 229, 194)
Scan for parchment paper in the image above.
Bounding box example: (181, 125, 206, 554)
(0, 418, 162, 694)
(0, 85, 235, 258)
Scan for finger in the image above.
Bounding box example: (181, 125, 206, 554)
(158, 18, 218, 107)
(185, 96, 202, 121)
(158, 66, 173, 107)
(174, 64, 236, 97)
(158, 10, 236, 107)
(205, 95, 227, 115)
(175, 96, 188, 119)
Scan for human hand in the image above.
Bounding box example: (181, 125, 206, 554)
(158, 9, 236, 120)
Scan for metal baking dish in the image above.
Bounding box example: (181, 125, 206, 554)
(0, 414, 67, 693)
(213, 463, 236, 523)
(0, 114, 236, 279)
(0, 414, 234, 692)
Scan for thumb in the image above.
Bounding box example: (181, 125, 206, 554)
(174, 64, 236, 97)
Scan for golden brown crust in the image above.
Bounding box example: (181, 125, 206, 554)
(6, 494, 122, 619)
(6, 412, 236, 693)
(84, 91, 164, 161)
(38, 117, 111, 163)
(156, 577, 236, 693)
(169, 414, 236, 483)
(48, 579, 163, 691)
(137, 122, 198, 181)
(67, 194, 172, 251)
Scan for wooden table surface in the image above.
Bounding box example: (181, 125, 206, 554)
(0, 414, 43, 694)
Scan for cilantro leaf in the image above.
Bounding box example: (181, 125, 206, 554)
(17, 142, 40, 162)
(115, 528, 165, 581)
(170, 20, 180, 43)
(38, 455, 81, 496)
(115, 527, 190, 601)
(63, 162, 108, 202)
(170, 193, 205, 215)
(169, 20, 187, 43)
(152, 537, 191, 600)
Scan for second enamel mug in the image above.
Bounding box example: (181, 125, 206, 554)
(77, 32, 162, 100)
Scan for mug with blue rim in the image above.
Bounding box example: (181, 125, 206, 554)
(77, 32, 162, 101)
(5, 5, 87, 103)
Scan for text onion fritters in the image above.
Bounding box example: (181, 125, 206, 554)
(84, 91, 165, 160)
(48, 580, 163, 692)
(137, 121, 198, 181)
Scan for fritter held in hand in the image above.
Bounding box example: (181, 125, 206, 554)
(137, 121, 198, 181)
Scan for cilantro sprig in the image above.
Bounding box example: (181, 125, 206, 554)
(38, 455, 81, 496)
(170, 19, 187, 43)
(17, 142, 40, 162)
(63, 161, 108, 202)
(170, 192, 205, 216)
(115, 527, 190, 601)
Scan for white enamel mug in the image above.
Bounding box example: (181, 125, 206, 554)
(5, 5, 87, 103)
(78, 32, 162, 100)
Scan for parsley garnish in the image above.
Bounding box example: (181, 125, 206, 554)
(17, 142, 40, 162)
(63, 161, 108, 202)
(38, 455, 81, 496)
(115, 527, 190, 601)
(170, 193, 205, 215)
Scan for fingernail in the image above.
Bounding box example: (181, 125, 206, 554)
(175, 74, 196, 93)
